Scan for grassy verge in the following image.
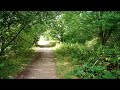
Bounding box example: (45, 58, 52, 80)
(0, 49, 36, 79)
(53, 44, 79, 79)
(54, 56, 77, 79)
(53, 43, 120, 79)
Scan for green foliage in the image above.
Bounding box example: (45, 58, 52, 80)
(55, 43, 120, 79)
(49, 41, 56, 47)
(63, 55, 119, 79)
(55, 43, 85, 63)
(0, 50, 35, 79)
(0, 11, 56, 78)
(1, 11, 120, 79)
(71, 62, 119, 79)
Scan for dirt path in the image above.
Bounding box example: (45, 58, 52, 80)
(16, 47, 57, 79)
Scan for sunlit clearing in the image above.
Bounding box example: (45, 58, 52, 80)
(37, 36, 49, 45)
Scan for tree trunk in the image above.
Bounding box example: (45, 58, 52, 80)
(99, 30, 112, 45)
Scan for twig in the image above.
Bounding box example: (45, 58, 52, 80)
(91, 59, 99, 69)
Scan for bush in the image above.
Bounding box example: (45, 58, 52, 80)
(55, 43, 120, 79)
(0, 50, 35, 79)
(55, 43, 86, 59)
(71, 63, 119, 79)
(49, 41, 56, 47)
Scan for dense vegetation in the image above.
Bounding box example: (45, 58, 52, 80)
(0, 11, 56, 78)
(0, 11, 120, 79)
(52, 11, 120, 79)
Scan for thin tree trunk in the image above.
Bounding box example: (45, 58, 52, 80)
(0, 25, 26, 56)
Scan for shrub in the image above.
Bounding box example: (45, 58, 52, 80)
(49, 41, 56, 47)
(55, 43, 120, 79)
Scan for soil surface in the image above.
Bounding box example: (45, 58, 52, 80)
(16, 47, 57, 79)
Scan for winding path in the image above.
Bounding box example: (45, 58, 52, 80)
(16, 47, 57, 79)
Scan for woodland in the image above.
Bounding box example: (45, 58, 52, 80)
(0, 11, 120, 79)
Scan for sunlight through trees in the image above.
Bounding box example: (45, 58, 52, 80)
(0, 11, 120, 79)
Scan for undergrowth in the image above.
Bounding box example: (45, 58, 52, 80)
(54, 43, 120, 79)
(0, 49, 35, 79)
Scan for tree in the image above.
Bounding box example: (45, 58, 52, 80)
(0, 11, 56, 59)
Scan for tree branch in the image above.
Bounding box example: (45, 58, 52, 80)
(0, 12, 41, 56)
(18, 35, 33, 44)
(0, 24, 27, 56)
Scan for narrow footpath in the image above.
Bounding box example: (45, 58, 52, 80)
(16, 47, 57, 79)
